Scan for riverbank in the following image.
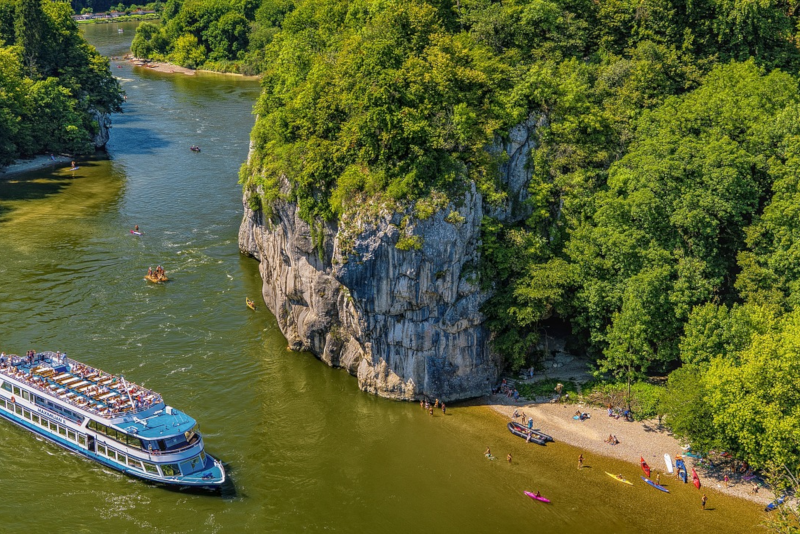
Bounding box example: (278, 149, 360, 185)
(483, 396, 777, 506)
(76, 14, 159, 24)
(0, 155, 73, 180)
(124, 57, 260, 79)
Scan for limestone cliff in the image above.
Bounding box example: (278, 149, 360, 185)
(91, 110, 112, 149)
(239, 118, 538, 401)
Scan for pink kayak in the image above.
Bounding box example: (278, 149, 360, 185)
(524, 491, 551, 503)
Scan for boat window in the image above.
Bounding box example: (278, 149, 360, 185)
(67, 431, 76, 441)
(143, 462, 159, 474)
(1, 381, 11, 392)
(13, 386, 20, 395)
(126, 435, 142, 450)
(129, 460, 144, 471)
(118, 454, 128, 465)
(24, 409, 32, 420)
(21, 390, 30, 401)
(161, 464, 180, 477)
(58, 426, 67, 436)
(0, 399, 5, 408)
(15, 405, 22, 415)
(106, 428, 119, 440)
(78, 435, 86, 446)
(163, 434, 187, 450)
(200, 450, 206, 463)
(180, 455, 204, 475)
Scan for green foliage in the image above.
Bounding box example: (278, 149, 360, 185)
(583, 380, 663, 420)
(395, 235, 422, 251)
(0, 0, 121, 166)
(516, 378, 578, 400)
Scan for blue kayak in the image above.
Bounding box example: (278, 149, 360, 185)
(641, 476, 670, 493)
(765, 496, 785, 512)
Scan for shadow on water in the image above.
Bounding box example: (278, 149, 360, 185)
(104, 126, 173, 155)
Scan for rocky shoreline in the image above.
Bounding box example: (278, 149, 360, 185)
(0, 154, 74, 180)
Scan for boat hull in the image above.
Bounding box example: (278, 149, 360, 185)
(641, 476, 670, 493)
(0, 399, 224, 491)
(507, 422, 547, 445)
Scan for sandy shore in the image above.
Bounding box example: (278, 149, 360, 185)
(0, 154, 73, 180)
(125, 58, 260, 79)
(484, 396, 776, 506)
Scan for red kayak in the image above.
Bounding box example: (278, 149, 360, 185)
(692, 468, 701, 489)
(640, 457, 651, 478)
(524, 491, 551, 503)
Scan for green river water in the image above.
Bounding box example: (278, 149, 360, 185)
(0, 22, 764, 533)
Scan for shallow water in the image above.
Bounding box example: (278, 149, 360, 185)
(0, 22, 764, 533)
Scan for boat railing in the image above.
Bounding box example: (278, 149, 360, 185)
(0, 358, 163, 418)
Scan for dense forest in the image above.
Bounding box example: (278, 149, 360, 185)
(135, 0, 800, 473)
(0, 0, 122, 166)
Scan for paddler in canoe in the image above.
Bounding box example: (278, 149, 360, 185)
(246, 297, 256, 310)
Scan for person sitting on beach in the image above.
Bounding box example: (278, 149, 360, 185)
(608, 404, 613, 417)
(612, 435, 619, 445)
(513, 408, 520, 419)
(485, 447, 491, 457)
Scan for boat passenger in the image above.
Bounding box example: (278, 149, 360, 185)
(535, 491, 541, 498)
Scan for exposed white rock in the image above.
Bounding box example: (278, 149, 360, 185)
(240, 118, 540, 401)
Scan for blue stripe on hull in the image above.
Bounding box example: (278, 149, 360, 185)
(0, 408, 221, 490)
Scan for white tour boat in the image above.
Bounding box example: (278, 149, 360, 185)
(0, 350, 225, 491)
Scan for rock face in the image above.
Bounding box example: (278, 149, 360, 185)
(239, 118, 538, 401)
(91, 110, 111, 149)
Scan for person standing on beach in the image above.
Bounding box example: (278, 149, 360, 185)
(656, 473, 661, 485)
(724, 474, 729, 488)
(507, 453, 512, 463)
(578, 454, 583, 469)
(441, 402, 446, 414)
(701, 494, 707, 510)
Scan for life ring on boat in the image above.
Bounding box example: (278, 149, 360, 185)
(10, 395, 15, 403)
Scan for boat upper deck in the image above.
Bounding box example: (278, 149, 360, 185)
(0, 351, 163, 419)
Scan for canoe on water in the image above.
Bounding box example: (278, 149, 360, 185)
(765, 496, 786, 512)
(640, 457, 651, 478)
(524, 491, 550, 503)
(641, 476, 670, 493)
(664, 454, 674, 474)
(606, 472, 633, 485)
(507, 422, 547, 446)
(692, 468, 701, 489)
(246, 298, 256, 310)
(144, 273, 168, 283)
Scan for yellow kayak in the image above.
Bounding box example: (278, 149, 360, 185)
(246, 298, 256, 310)
(606, 472, 633, 485)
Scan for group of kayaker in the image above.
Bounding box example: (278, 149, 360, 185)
(147, 265, 167, 282)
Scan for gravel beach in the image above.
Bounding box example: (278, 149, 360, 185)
(486, 395, 776, 506)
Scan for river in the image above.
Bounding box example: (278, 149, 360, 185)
(0, 22, 764, 533)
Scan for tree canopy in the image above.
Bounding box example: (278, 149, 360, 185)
(0, 0, 122, 166)
(132, 0, 800, 470)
